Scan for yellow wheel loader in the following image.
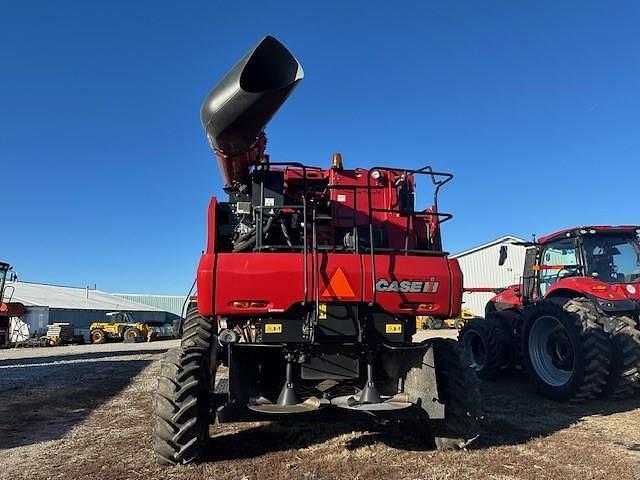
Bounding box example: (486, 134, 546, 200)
(90, 312, 151, 344)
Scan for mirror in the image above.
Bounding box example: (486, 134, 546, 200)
(498, 245, 508, 266)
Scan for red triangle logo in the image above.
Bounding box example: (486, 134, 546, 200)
(321, 267, 356, 298)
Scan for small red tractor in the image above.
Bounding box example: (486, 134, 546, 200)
(152, 36, 481, 465)
(460, 226, 640, 401)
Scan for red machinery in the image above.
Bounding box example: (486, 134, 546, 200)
(0, 262, 26, 345)
(460, 226, 640, 401)
(152, 36, 481, 465)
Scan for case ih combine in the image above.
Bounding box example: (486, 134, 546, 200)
(461, 226, 640, 401)
(152, 36, 481, 465)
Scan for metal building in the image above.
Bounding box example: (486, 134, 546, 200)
(7, 281, 178, 340)
(452, 235, 527, 316)
(111, 293, 186, 317)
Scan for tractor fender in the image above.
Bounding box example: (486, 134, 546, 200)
(546, 288, 638, 316)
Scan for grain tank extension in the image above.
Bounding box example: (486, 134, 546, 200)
(152, 36, 481, 465)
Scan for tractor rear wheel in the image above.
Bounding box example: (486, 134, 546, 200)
(522, 298, 610, 401)
(430, 338, 482, 449)
(152, 347, 211, 465)
(598, 315, 640, 397)
(90, 329, 106, 344)
(459, 317, 509, 379)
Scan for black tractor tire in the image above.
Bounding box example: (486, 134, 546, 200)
(90, 329, 106, 344)
(459, 317, 510, 379)
(123, 327, 142, 342)
(152, 347, 211, 465)
(521, 298, 610, 401)
(430, 338, 482, 449)
(484, 301, 497, 317)
(181, 301, 214, 350)
(597, 315, 640, 398)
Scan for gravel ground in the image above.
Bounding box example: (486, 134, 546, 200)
(0, 333, 638, 480)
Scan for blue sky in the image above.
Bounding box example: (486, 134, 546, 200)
(2, 1, 639, 294)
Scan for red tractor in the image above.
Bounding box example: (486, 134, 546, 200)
(460, 226, 640, 401)
(152, 36, 481, 465)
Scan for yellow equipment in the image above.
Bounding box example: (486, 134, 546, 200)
(418, 309, 476, 330)
(443, 309, 476, 329)
(90, 312, 151, 344)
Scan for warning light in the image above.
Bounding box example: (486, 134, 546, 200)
(331, 152, 343, 170)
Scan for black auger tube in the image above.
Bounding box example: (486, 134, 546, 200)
(200, 36, 304, 186)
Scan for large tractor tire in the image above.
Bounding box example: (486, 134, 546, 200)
(152, 347, 212, 465)
(90, 329, 106, 344)
(521, 298, 610, 401)
(181, 301, 215, 350)
(597, 314, 640, 398)
(152, 302, 218, 465)
(459, 316, 510, 379)
(430, 338, 482, 449)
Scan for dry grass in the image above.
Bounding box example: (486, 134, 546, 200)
(0, 343, 638, 480)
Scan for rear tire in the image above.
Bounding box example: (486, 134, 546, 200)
(522, 298, 610, 401)
(430, 338, 482, 449)
(90, 329, 106, 344)
(598, 315, 640, 397)
(459, 317, 509, 379)
(152, 347, 211, 465)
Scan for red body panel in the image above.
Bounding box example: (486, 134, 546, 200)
(204, 251, 457, 317)
(363, 254, 458, 317)
(546, 277, 640, 302)
(491, 276, 640, 311)
(491, 285, 524, 311)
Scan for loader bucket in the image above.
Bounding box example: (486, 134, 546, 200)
(200, 35, 304, 158)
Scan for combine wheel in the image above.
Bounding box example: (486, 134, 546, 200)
(597, 315, 640, 397)
(181, 301, 214, 350)
(430, 339, 482, 449)
(459, 317, 510, 379)
(152, 347, 212, 465)
(522, 298, 610, 401)
(90, 329, 106, 344)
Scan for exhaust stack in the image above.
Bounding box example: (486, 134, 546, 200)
(200, 36, 304, 188)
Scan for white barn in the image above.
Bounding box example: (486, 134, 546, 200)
(452, 235, 528, 316)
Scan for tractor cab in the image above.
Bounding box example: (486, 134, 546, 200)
(531, 226, 640, 304)
(496, 226, 640, 308)
(106, 311, 136, 324)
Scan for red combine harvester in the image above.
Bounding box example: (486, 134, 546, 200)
(460, 226, 640, 401)
(152, 36, 481, 465)
(0, 262, 26, 345)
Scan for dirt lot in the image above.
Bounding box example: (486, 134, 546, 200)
(1, 334, 639, 480)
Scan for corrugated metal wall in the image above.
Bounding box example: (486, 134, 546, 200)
(20, 306, 50, 336)
(111, 294, 186, 317)
(454, 240, 527, 316)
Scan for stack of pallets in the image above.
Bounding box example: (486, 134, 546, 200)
(46, 323, 75, 343)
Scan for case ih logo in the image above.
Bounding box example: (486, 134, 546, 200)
(375, 278, 440, 293)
